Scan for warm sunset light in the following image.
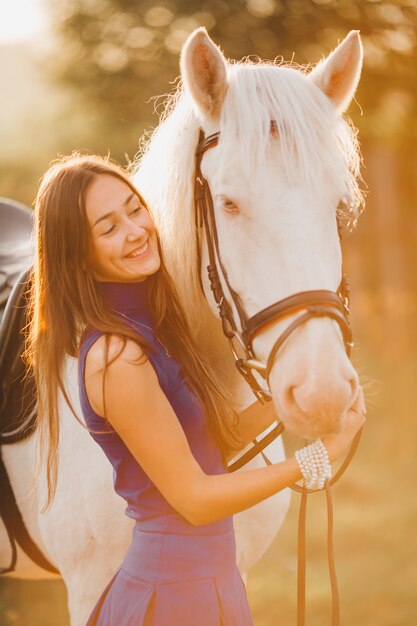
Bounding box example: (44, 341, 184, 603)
(0, 2, 416, 626)
(0, 0, 47, 44)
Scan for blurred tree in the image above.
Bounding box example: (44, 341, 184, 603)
(46, 0, 417, 143)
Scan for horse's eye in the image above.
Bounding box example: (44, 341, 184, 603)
(219, 196, 239, 214)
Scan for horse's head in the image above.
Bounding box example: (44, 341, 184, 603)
(180, 29, 363, 440)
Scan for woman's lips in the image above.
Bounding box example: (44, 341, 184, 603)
(125, 239, 150, 258)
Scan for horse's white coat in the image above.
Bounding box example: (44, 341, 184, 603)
(1, 29, 363, 626)
(1, 360, 289, 625)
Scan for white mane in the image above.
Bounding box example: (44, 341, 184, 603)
(133, 59, 363, 330)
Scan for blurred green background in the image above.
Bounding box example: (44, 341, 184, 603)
(0, 0, 416, 624)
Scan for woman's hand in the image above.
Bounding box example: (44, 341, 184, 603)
(323, 386, 366, 463)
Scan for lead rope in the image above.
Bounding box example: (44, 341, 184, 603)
(261, 453, 341, 626)
(297, 482, 340, 626)
(196, 128, 359, 625)
(297, 486, 308, 626)
(325, 481, 340, 626)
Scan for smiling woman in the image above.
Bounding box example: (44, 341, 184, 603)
(23, 149, 365, 626)
(0, 0, 47, 44)
(85, 174, 161, 283)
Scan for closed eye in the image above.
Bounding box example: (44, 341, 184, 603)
(102, 224, 116, 235)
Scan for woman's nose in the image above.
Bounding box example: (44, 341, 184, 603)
(125, 219, 146, 240)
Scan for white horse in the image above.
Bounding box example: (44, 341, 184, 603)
(1, 28, 363, 625)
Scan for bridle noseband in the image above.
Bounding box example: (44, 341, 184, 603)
(195, 129, 353, 401)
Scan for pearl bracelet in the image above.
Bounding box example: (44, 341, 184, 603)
(295, 439, 332, 490)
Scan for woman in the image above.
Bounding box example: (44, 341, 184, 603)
(27, 153, 365, 625)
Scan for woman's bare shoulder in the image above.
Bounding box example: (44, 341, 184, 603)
(85, 334, 146, 376)
(84, 334, 152, 416)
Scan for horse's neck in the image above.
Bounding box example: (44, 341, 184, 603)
(189, 300, 254, 410)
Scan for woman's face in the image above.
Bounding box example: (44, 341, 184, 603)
(85, 174, 161, 282)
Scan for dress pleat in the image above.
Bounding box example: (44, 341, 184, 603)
(89, 571, 155, 626)
(86, 527, 253, 626)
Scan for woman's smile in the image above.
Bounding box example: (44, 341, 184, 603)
(124, 239, 150, 259)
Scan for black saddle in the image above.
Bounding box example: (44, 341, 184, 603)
(0, 200, 58, 574)
(0, 199, 35, 439)
(0, 198, 33, 315)
(0, 267, 36, 443)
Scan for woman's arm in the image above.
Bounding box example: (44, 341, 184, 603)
(85, 337, 365, 526)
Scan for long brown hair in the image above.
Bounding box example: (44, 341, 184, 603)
(26, 153, 242, 510)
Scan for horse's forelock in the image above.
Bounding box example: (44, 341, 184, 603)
(220, 62, 362, 213)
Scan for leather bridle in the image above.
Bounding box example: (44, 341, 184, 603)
(195, 130, 353, 402)
(194, 128, 361, 626)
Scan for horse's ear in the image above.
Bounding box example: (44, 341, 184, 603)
(309, 31, 363, 114)
(180, 27, 228, 119)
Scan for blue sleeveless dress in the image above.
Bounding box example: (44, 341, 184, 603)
(78, 281, 254, 626)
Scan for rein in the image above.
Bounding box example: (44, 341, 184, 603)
(194, 128, 361, 626)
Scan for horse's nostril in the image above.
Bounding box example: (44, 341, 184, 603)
(350, 376, 359, 400)
(286, 385, 296, 407)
